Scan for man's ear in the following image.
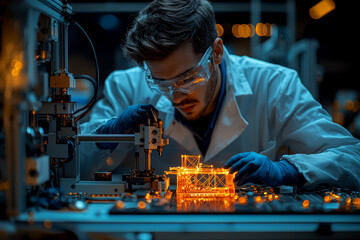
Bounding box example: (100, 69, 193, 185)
(212, 37, 224, 65)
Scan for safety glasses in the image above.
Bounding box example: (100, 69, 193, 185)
(145, 45, 214, 98)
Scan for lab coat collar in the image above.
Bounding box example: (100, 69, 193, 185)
(223, 47, 253, 97)
(203, 48, 251, 161)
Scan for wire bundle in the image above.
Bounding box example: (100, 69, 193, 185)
(71, 20, 100, 123)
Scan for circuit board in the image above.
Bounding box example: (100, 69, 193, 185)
(108, 185, 360, 214)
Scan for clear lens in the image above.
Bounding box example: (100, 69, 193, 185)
(145, 46, 214, 96)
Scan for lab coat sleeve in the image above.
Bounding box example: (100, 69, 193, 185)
(79, 70, 139, 179)
(274, 70, 360, 189)
(88, 70, 137, 122)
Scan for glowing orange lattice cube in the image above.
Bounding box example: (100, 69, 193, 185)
(165, 155, 236, 199)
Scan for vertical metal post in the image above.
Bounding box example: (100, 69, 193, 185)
(52, 22, 59, 75)
(4, 102, 27, 217)
(250, 0, 261, 58)
(1, 0, 72, 217)
(59, 22, 68, 72)
(135, 152, 139, 170)
(286, 0, 296, 45)
(1, 4, 30, 216)
(145, 150, 152, 171)
(303, 40, 319, 100)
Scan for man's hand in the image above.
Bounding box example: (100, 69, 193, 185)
(224, 152, 290, 187)
(96, 104, 159, 149)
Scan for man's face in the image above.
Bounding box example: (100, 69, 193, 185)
(145, 41, 221, 121)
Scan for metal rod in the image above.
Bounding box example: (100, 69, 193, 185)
(250, 0, 261, 58)
(145, 149, 152, 170)
(135, 152, 139, 170)
(77, 134, 135, 143)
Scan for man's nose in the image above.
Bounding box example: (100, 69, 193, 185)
(172, 91, 187, 104)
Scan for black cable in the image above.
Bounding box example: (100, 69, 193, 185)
(74, 76, 97, 122)
(72, 20, 100, 122)
(72, 74, 97, 115)
(73, 20, 99, 93)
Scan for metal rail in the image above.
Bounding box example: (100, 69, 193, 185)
(77, 134, 135, 143)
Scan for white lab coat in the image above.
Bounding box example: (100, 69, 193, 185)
(79, 48, 360, 189)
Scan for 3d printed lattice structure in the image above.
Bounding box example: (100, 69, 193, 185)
(166, 155, 235, 199)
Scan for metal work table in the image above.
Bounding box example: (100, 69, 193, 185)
(8, 203, 360, 240)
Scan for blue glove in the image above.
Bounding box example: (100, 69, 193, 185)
(224, 152, 305, 186)
(96, 104, 159, 149)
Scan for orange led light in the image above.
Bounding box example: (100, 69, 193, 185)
(43, 219, 52, 229)
(14, 60, 23, 70)
(268, 194, 273, 201)
(11, 68, 19, 77)
(138, 201, 147, 209)
(303, 200, 310, 208)
(232, 24, 240, 38)
(353, 198, 360, 206)
(255, 196, 262, 203)
(238, 196, 247, 205)
(216, 24, 224, 37)
(324, 195, 332, 203)
(116, 200, 125, 209)
(27, 215, 35, 225)
(255, 23, 272, 37)
(309, 0, 335, 20)
(330, 193, 341, 202)
(232, 24, 256, 38)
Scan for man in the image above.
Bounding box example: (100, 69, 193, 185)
(80, 0, 360, 189)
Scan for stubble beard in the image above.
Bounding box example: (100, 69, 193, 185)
(185, 68, 219, 121)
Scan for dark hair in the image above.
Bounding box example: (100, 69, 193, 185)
(123, 0, 218, 68)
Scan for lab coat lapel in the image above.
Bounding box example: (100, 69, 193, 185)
(204, 51, 252, 162)
(204, 88, 248, 162)
(155, 95, 201, 155)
